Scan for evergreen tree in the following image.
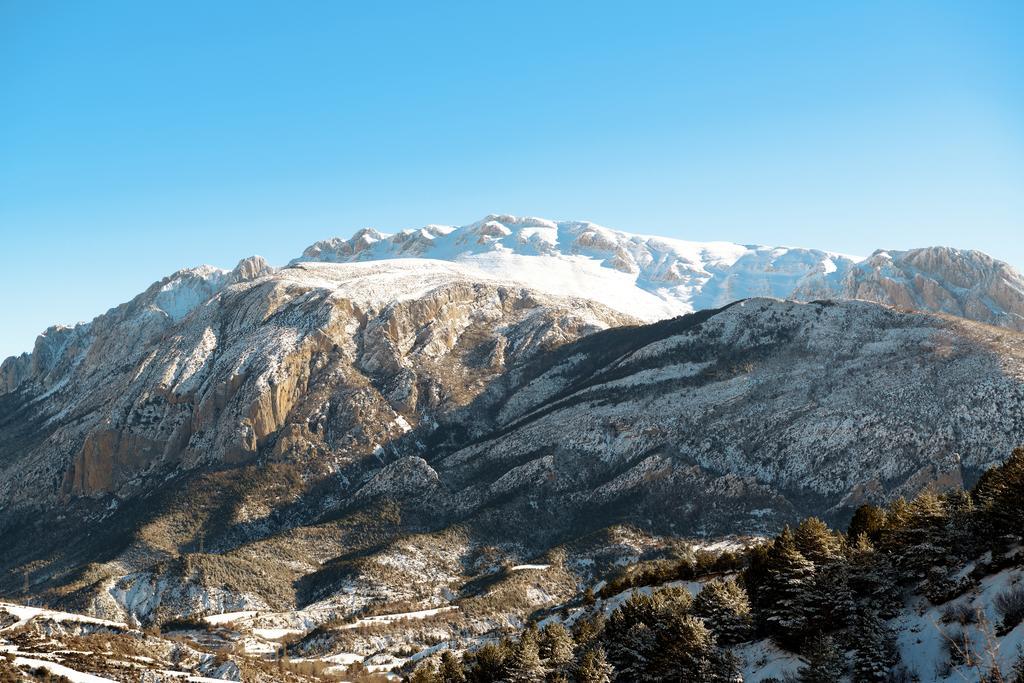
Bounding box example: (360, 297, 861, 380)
(805, 558, 856, 630)
(794, 517, 844, 565)
(848, 534, 902, 619)
(409, 661, 442, 683)
(848, 504, 886, 543)
(793, 518, 856, 630)
(572, 612, 605, 650)
(438, 650, 466, 683)
(797, 634, 845, 683)
(1009, 646, 1024, 683)
(885, 491, 950, 581)
(603, 586, 736, 681)
(974, 447, 1024, 544)
(693, 577, 754, 645)
(851, 612, 897, 683)
(758, 527, 816, 647)
(651, 612, 732, 681)
(573, 645, 613, 683)
(506, 628, 546, 683)
(943, 488, 980, 561)
(465, 641, 510, 683)
(604, 618, 656, 681)
(539, 622, 575, 673)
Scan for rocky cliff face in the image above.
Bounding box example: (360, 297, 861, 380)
(0, 259, 633, 510)
(4, 287, 1024, 626)
(830, 247, 1024, 331)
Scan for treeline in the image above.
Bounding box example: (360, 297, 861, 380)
(596, 547, 748, 600)
(406, 448, 1024, 682)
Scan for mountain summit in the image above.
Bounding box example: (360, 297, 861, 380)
(296, 214, 1024, 331)
(295, 214, 857, 322)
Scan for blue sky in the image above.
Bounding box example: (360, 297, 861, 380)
(1, 1, 1022, 359)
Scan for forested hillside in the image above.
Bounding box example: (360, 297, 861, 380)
(405, 448, 1024, 682)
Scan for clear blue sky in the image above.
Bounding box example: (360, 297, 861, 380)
(1, 1, 1022, 359)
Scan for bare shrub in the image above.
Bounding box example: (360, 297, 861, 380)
(995, 584, 1024, 633)
(944, 628, 974, 668)
(940, 601, 977, 626)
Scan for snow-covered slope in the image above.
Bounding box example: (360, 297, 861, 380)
(294, 214, 1024, 332)
(295, 214, 858, 321)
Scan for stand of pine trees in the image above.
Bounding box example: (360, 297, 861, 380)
(404, 448, 1024, 682)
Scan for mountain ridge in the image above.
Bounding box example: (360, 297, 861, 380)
(6, 214, 1024, 397)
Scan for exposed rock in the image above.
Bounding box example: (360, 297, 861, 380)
(0, 260, 632, 505)
(830, 246, 1024, 331)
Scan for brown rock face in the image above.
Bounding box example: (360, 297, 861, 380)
(836, 247, 1024, 331)
(63, 429, 164, 495)
(0, 260, 634, 505)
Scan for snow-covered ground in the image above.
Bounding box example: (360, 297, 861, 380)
(0, 602, 127, 632)
(294, 214, 860, 323)
(12, 656, 116, 683)
(892, 566, 1024, 682)
(509, 564, 551, 571)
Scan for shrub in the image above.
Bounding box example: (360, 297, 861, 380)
(995, 584, 1024, 634)
(939, 601, 976, 626)
(923, 568, 973, 605)
(159, 616, 210, 632)
(944, 628, 973, 668)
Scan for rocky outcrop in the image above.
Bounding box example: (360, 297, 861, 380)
(831, 247, 1024, 331)
(0, 260, 633, 506)
(294, 215, 860, 322)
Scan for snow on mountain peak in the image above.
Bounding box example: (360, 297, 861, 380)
(150, 255, 274, 322)
(293, 215, 858, 321)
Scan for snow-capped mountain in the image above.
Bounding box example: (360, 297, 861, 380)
(295, 214, 859, 321)
(3, 215, 1024, 680)
(295, 214, 1024, 331)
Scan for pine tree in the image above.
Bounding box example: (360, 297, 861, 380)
(848, 534, 902, 619)
(974, 447, 1024, 544)
(572, 612, 605, 650)
(884, 491, 950, 581)
(574, 645, 613, 683)
(693, 577, 754, 645)
(465, 641, 510, 683)
(851, 612, 897, 683)
(759, 527, 816, 647)
(805, 558, 856, 631)
(794, 518, 854, 632)
(794, 517, 844, 565)
(506, 628, 546, 683)
(650, 611, 726, 681)
(848, 504, 886, 543)
(943, 488, 980, 561)
(604, 586, 736, 681)
(409, 661, 442, 683)
(1009, 646, 1024, 683)
(603, 591, 656, 679)
(604, 620, 656, 681)
(438, 650, 466, 683)
(797, 634, 845, 683)
(539, 622, 575, 673)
